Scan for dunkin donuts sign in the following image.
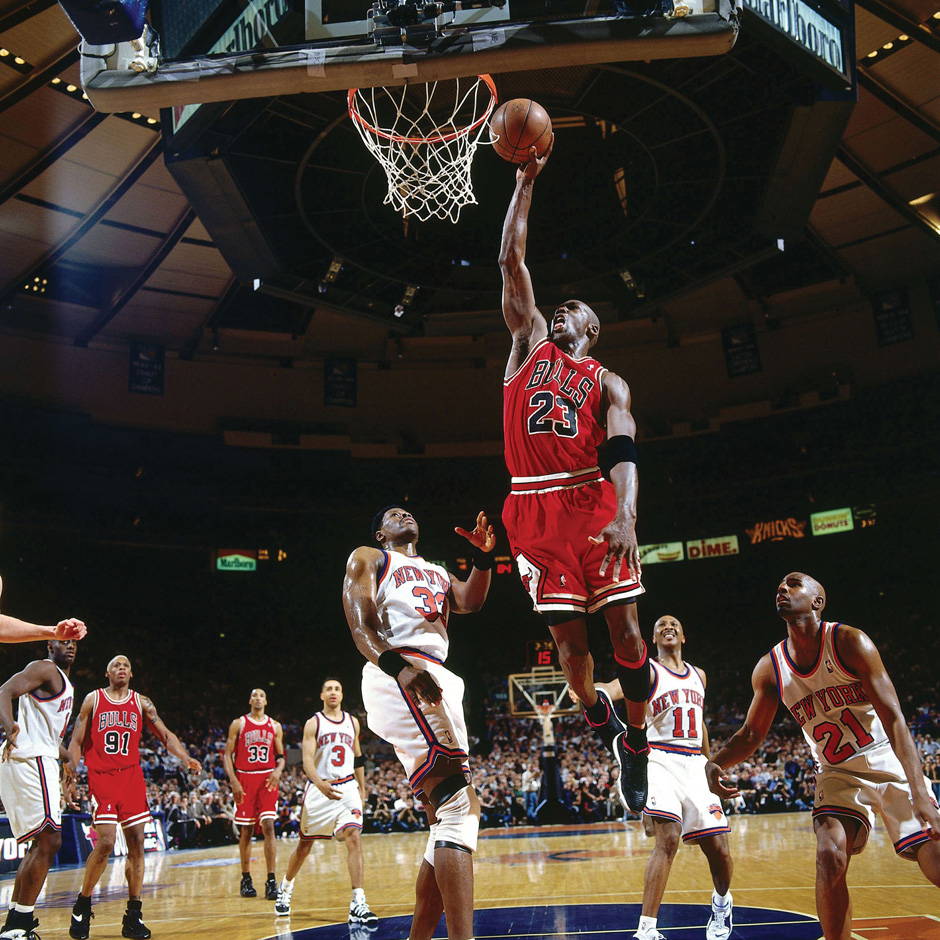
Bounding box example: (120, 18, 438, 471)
(810, 507, 854, 536)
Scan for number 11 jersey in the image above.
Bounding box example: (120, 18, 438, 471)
(84, 688, 143, 772)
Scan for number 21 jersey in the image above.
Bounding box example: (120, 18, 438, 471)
(771, 621, 890, 774)
(375, 550, 452, 663)
(85, 688, 142, 772)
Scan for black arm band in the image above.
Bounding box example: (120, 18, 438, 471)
(378, 650, 410, 678)
(471, 548, 494, 571)
(602, 435, 638, 478)
(354, 755, 365, 768)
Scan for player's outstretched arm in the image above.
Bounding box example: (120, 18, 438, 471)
(66, 691, 96, 769)
(0, 612, 86, 643)
(301, 715, 341, 800)
(450, 510, 496, 613)
(705, 655, 779, 798)
(223, 717, 244, 802)
(589, 372, 639, 583)
(141, 695, 202, 773)
(343, 546, 443, 707)
(0, 660, 59, 757)
(838, 625, 940, 839)
(498, 139, 552, 363)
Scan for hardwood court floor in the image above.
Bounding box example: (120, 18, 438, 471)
(4, 816, 938, 939)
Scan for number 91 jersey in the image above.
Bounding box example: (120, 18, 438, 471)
(85, 688, 143, 772)
(375, 550, 452, 663)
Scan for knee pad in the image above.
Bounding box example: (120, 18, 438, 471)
(433, 785, 479, 854)
(423, 822, 438, 867)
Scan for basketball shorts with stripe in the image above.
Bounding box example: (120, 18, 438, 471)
(503, 480, 644, 616)
(0, 754, 61, 842)
(813, 753, 937, 859)
(642, 750, 729, 842)
(361, 657, 469, 790)
(234, 770, 278, 825)
(301, 778, 363, 839)
(89, 764, 151, 830)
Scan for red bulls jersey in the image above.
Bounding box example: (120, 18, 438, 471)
(85, 688, 143, 772)
(235, 714, 277, 774)
(503, 338, 608, 487)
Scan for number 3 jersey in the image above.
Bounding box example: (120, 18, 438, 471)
(771, 621, 890, 774)
(311, 711, 357, 781)
(375, 550, 452, 663)
(235, 714, 277, 774)
(84, 688, 142, 772)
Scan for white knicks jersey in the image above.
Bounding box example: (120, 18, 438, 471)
(646, 659, 706, 756)
(771, 621, 890, 773)
(13, 664, 74, 760)
(312, 711, 357, 782)
(375, 550, 452, 662)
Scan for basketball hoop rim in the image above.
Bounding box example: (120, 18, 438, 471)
(347, 74, 498, 145)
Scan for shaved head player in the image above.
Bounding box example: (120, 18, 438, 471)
(706, 572, 940, 939)
(499, 138, 651, 812)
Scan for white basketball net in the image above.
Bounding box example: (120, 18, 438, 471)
(348, 75, 497, 224)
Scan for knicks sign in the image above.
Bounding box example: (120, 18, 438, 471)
(686, 535, 739, 560)
(745, 518, 807, 544)
(639, 542, 685, 565)
(810, 507, 853, 537)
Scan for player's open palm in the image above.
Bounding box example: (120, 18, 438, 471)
(402, 667, 443, 708)
(454, 510, 495, 553)
(705, 760, 739, 800)
(590, 515, 640, 582)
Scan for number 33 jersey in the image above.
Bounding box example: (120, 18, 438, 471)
(771, 621, 890, 773)
(84, 688, 143, 772)
(375, 550, 452, 663)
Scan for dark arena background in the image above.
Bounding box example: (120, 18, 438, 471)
(0, 0, 939, 937)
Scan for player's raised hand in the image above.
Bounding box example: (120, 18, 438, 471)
(516, 133, 554, 184)
(704, 760, 739, 800)
(186, 757, 202, 774)
(589, 514, 641, 583)
(454, 511, 495, 553)
(54, 618, 87, 641)
(401, 667, 443, 708)
(914, 792, 940, 840)
(1, 723, 19, 761)
(316, 779, 342, 801)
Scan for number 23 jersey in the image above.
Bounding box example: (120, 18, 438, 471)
(772, 621, 890, 774)
(375, 550, 452, 663)
(84, 688, 143, 772)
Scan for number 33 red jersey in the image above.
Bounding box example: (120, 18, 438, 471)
(235, 714, 277, 773)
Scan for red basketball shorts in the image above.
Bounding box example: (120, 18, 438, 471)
(234, 771, 278, 825)
(89, 764, 151, 830)
(503, 478, 644, 616)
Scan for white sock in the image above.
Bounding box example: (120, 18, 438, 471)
(637, 915, 657, 935)
(13, 904, 34, 914)
(281, 877, 294, 892)
(713, 890, 731, 906)
(352, 887, 365, 904)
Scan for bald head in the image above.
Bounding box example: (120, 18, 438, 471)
(776, 572, 827, 619)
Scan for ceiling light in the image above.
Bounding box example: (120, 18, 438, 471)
(898, 33, 909, 40)
(51, 77, 61, 84)
(908, 193, 935, 206)
(866, 50, 878, 57)
(65, 83, 77, 92)
(13, 56, 24, 65)
(882, 41, 893, 49)
(132, 112, 141, 119)
(0, 49, 9, 57)
(146, 117, 157, 124)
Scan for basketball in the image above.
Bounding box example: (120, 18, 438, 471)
(489, 98, 553, 164)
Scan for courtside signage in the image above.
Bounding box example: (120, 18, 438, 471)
(745, 518, 808, 544)
(639, 542, 685, 565)
(215, 550, 258, 572)
(686, 535, 739, 560)
(810, 507, 853, 536)
(741, 0, 850, 83)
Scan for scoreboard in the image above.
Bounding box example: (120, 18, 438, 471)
(527, 639, 559, 670)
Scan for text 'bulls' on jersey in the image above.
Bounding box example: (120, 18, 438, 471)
(235, 714, 278, 774)
(85, 688, 143, 772)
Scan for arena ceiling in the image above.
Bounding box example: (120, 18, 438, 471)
(0, 0, 938, 368)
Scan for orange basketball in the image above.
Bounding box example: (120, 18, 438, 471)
(489, 98, 553, 164)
